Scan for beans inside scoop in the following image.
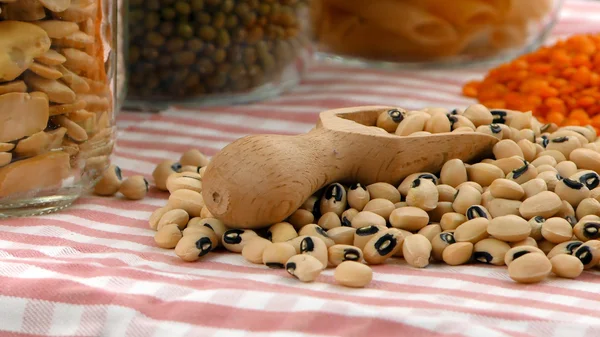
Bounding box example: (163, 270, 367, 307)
(132, 104, 600, 287)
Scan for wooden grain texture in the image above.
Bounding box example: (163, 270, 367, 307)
(202, 106, 498, 229)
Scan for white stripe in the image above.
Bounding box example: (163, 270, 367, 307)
(293, 83, 464, 100)
(115, 147, 184, 162)
(67, 203, 152, 221)
(33, 214, 154, 238)
(118, 131, 230, 150)
(0, 295, 27, 332)
(49, 302, 84, 336)
(104, 305, 137, 337)
(111, 156, 156, 175)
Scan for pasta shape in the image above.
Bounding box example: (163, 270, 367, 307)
(505, 0, 554, 23)
(323, 0, 460, 47)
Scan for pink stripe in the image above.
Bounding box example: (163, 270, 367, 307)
(124, 127, 242, 142)
(0, 276, 455, 337)
(75, 196, 166, 212)
(116, 140, 220, 156)
(171, 105, 322, 124)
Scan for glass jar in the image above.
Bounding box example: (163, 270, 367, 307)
(124, 0, 312, 109)
(0, 0, 118, 217)
(311, 0, 564, 68)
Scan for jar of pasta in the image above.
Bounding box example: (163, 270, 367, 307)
(311, 0, 564, 67)
(124, 0, 312, 109)
(0, 0, 118, 217)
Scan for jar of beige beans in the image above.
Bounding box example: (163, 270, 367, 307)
(0, 0, 119, 216)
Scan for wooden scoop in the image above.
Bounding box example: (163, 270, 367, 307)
(202, 106, 499, 229)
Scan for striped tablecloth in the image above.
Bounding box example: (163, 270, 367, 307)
(4, 2, 600, 336)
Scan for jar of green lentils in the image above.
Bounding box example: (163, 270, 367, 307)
(124, 0, 312, 108)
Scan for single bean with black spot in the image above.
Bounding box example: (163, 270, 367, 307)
(473, 238, 511, 265)
(222, 229, 258, 253)
(328, 244, 364, 266)
(363, 229, 404, 265)
(262, 242, 297, 269)
(286, 254, 323, 282)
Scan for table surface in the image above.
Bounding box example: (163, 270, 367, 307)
(4, 2, 600, 336)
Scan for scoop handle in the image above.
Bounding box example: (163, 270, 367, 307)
(201, 128, 344, 229)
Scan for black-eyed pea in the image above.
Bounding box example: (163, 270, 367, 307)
(508, 252, 552, 284)
(451, 115, 476, 131)
(562, 126, 597, 142)
(465, 205, 491, 220)
(537, 149, 567, 163)
(452, 185, 481, 214)
(573, 240, 600, 269)
(119, 176, 149, 200)
(555, 161, 578, 179)
(575, 198, 600, 220)
(565, 215, 578, 227)
(174, 233, 215, 262)
(476, 124, 503, 140)
(340, 208, 359, 227)
(263, 242, 297, 269)
(267, 222, 298, 243)
(334, 261, 373, 288)
(301, 195, 320, 215)
(531, 155, 557, 168)
(462, 103, 493, 126)
(298, 224, 335, 248)
(540, 122, 559, 134)
(493, 139, 524, 159)
(550, 254, 584, 279)
(481, 191, 494, 209)
(168, 189, 204, 217)
(572, 171, 600, 191)
(488, 198, 522, 218)
(493, 156, 529, 175)
(394, 202, 408, 208)
(554, 178, 590, 207)
(157, 209, 189, 230)
(551, 130, 589, 145)
(327, 227, 356, 245)
(507, 110, 532, 130)
(152, 160, 181, 191)
(363, 198, 395, 220)
(528, 216, 545, 240)
(546, 136, 582, 158)
(288, 209, 315, 230)
(180, 165, 200, 173)
(347, 183, 370, 211)
(389, 206, 429, 231)
(166, 172, 202, 194)
(519, 191, 562, 219)
(473, 238, 511, 265)
(516, 137, 537, 158)
(591, 187, 600, 201)
(402, 234, 432, 268)
(506, 161, 538, 184)
(180, 149, 210, 168)
(431, 231, 456, 261)
(418, 224, 442, 242)
(351, 211, 387, 229)
(546, 240, 584, 260)
(510, 237, 538, 248)
(467, 163, 505, 187)
(440, 159, 467, 188)
(437, 184, 457, 202)
(535, 164, 557, 174)
(583, 143, 600, 152)
(200, 206, 214, 219)
(317, 212, 342, 230)
(286, 254, 323, 282)
(424, 112, 452, 133)
(504, 246, 545, 266)
(573, 220, 600, 241)
(440, 212, 467, 231)
(367, 182, 401, 203)
(541, 217, 573, 244)
(188, 217, 227, 239)
(427, 202, 455, 223)
(222, 229, 258, 253)
(299, 236, 329, 268)
(536, 171, 561, 191)
(198, 166, 207, 178)
(411, 131, 434, 136)
(395, 113, 429, 136)
(376, 108, 406, 133)
(391, 229, 413, 258)
(538, 240, 557, 254)
(454, 218, 489, 244)
(487, 215, 531, 242)
(287, 235, 309, 254)
(353, 225, 385, 250)
(328, 244, 364, 266)
(521, 178, 548, 199)
(149, 206, 173, 230)
(406, 178, 439, 211)
(320, 183, 347, 216)
(154, 224, 182, 249)
(398, 172, 438, 196)
(489, 179, 524, 200)
(94, 165, 123, 196)
(442, 242, 473, 266)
